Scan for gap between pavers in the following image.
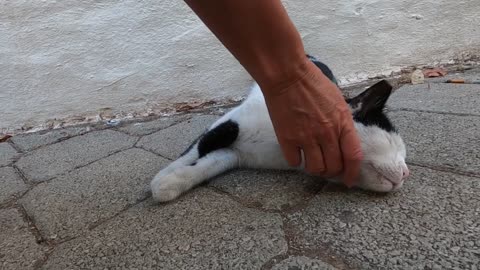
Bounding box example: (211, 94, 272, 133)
(0, 143, 20, 167)
(0, 167, 28, 204)
(118, 114, 192, 136)
(137, 115, 220, 160)
(0, 208, 48, 270)
(15, 130, 138, 183)
(20, 148, 169, 241)
(9, 126, 93, 152)
(42, 189, 287, 270)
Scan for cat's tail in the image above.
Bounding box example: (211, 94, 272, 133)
(150, 149, 238, 202)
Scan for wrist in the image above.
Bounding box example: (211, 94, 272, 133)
(258, 57, 322, 97)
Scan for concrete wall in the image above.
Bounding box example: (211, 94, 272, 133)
(1, 0, 479, 132)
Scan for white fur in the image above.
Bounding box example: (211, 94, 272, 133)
(151, 83, 409, 202)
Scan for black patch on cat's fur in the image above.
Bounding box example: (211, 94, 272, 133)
(197, 120, 239, 158)
(180, 133, 203, 157)
(307, 54, 338, 85)
(353, 107, 395, 132)
(346, 80, 396, 132)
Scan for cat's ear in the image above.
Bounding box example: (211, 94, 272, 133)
(346, 80, 393, 117)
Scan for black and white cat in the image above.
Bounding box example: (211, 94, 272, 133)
(151, 55, 410, 203)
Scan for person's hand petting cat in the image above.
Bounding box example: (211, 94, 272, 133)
(262, 59, 363, 186)
(184, 0, 363, 185)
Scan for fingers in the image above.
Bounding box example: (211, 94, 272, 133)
(339, 124, 363, 187)
(319, 132, 343, 178)
(303, 144, 325, 175)
(279, 141, 302, 167)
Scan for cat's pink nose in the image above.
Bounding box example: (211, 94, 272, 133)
(402, 165, 410, 179)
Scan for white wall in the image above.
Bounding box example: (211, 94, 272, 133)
(1, 0, 479, 132)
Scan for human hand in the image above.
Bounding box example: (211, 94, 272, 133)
(263, 61, 363, 186)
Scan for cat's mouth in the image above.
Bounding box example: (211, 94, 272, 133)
(368, 164, 403, 191)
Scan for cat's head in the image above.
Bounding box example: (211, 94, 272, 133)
(307, 55, 408, 192)
(342, 80, 409, 192)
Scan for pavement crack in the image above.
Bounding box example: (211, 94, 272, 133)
(32, 248, 56, 270)
(407, 162, 480, 178)
(275, 212, 359, 270)
(87, 195, 150, 232)
(94, 72, 138, 92)
(207, 186, 282, 214)
(114, 115, 193, 137)
(133, 145, 173, 161)
(12, 147, 139, 198)
(70, 146, 136, 172)
(260, 253, 289, 270)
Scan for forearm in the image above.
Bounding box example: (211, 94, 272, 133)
(184, 0, 309, 91)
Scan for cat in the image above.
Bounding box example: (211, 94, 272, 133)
(150, 55, 410, 203)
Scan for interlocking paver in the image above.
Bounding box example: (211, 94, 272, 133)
(119, 114, 191, 136)
(137, 115, 219, 159)
(389, 83, 480, 115)
(10, 126, 92, 152)
(0, 143, 19, 167)
(0, 208, 47, 270)
(16, 130, 137, 182)
(210, 169, 325, 211)
(20, 148, 168, 241)
(391, 111, 480, 173)
(286, 166, 480, 269)
(0, 167, 28, 204)
(42, 189, 287, 270)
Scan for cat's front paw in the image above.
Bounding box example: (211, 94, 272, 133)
(150, 173, 185, 202)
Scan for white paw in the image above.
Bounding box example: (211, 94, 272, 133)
(150, 173, 185, 202)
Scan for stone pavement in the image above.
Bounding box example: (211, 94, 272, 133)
(1, 70, 480, 270)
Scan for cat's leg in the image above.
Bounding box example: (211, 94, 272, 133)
(151, 149, 239, 202)
(153, 146, 199, 180)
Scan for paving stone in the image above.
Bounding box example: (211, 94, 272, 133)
(391, 111, 480, 173)
(0, 143, 19, 167)
(286, 166, 480, 269)
(10, 126, 92, 152)
(272, 256, 338, 270)
(389, 83, 480, 115)
(15, 130, 137, 182)
(0, 167, 28, 204)
(209, 169, 325, 211)
(42, 189, 287, 270)
(20, 148, 168, 241)
(0, 208, 47, 270)
(137, 115, 219, 159)
(118, 114, 191, 136)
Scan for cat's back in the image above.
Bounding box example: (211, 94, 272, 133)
(227, 83, 273, 129)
